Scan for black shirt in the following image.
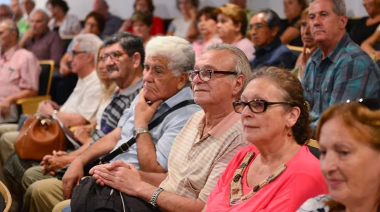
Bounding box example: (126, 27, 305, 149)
(278, 17, 303, 47)
(346, 17, 380, 45)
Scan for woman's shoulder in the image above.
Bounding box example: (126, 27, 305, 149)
(297, 195, 331, 212)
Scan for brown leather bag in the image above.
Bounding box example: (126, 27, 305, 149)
(14, 115, 67, 160)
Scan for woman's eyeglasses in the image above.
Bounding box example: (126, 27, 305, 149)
(233, 99, 293, 114)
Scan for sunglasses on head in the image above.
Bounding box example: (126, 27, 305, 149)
(346, 98, 380, 111)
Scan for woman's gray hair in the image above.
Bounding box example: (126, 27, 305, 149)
(30, 9, 50, 23)
(206, 43, 252, 90)
(145, 36, 195, 77)
(73, 33, 103, 56)
(310, 0, 346, 16)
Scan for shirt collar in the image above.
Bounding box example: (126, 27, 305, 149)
(80, 70, 97, 84)
(119, 78, 143, 96)
(255, 37, 282, 55)
(311, 33, 350, 64)
(197, 111, 241, 139)
(1, 45, 19, 61)
(161, 86, 193, 109)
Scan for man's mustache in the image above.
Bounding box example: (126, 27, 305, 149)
(107, 65, 119, 73)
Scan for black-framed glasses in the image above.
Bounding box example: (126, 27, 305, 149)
(233, 99, 293, 114)
(346, 98, 380, 111)
(248, 23, 268, 30)
(187, 70, 236, 82)
(100, 51, 128, 62)
(71, 50, 88, 57)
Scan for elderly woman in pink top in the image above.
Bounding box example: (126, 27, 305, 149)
(203, 67, 327, 212)
(215, 4, 255, 61)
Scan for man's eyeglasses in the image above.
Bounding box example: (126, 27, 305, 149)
(187, 70, 236, 82)
(346, 98, 380, 111)
(71, 51, 88, 57)
(233, 99, 293, 114)
(100, 51, 128, 62)
(249, 23, 268, 30)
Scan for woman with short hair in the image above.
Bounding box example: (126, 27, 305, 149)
(46, 0, 81, 37)
(131, 11, 152, 48)
(203, 67, 327, 212)
(298, 98, 380, 212)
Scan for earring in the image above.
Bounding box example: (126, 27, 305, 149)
(287, 132, 292, 137)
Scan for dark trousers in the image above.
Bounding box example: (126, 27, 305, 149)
(50, 72, 78, 105)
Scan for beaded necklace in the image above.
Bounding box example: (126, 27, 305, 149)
(229, 152, 287, 206)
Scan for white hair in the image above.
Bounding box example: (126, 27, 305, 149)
(145, 36, 195, 76)
(73, 33, 103, 55)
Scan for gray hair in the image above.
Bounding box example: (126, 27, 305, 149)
(145, 36, 195, 77)
(72, 33, 103, 56)
(206, 43, 252, 92)
(0, 4, 13, 17)
(0, 19, 19, 38)
(30, 9, 49, 23)
(255, 9, 281, 29)
(310, 0, 346, 16)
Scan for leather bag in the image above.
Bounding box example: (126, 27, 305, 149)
(14, 114, 67, 160)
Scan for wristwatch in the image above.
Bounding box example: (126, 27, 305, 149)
(52, 110, 58, 118)
(133, 128, 149, 139)
(149, 187, 164, 207)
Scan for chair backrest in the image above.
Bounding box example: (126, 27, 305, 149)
(0, 181, 12, 212)
(38, 60, 55, 96)
(287, 45, 303, 58)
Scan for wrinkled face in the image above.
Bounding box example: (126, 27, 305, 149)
(250, 13, 277, 48)
(192, 50, 240, 107)
(319, 117, 380, 205)
(0, 23, 14, 49)
(300, 14, 315, 48)
(363, 0, 380, 17)
(240, 78, 292, 144)
(178, 0, 194, 14)
(0, 7, 12, 21)
(97, 47, 108, 81)
(135, 0, 149, 12)
(132, 21, 150, 39)
(228, 0, 246, 9)
(10, 0, 21, 16)
(84, 16, 100, 35)
(21, 0, 35, 15)
(69, 42, 90, 74)
(197, 14, 217, 36)
(309, 0, 345, 44)
(30, 11, 48, 37)
(284, 0, 303, 20)
(217, 14, 240, 42)
(143, 56, 186, 103)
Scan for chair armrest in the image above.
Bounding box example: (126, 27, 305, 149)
(16, 95, 51, 115)
(307, 139, 319, 149)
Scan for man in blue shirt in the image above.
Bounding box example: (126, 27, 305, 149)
(302, 0, 380, 133)
(250, 9, 297, 70)
(92, 0, 123, 38)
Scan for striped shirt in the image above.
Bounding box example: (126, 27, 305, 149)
(91, 78, 143, 143)
(159, 110, 247, 203)
(302, 33, 380, 132)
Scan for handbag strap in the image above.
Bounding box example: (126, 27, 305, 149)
(99, 99, 196, 163)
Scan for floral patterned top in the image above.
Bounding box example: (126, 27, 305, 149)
(297, 195, 331, 212)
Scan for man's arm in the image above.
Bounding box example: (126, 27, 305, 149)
(139, 171, 168, 187)
(50, 33, 65, 66)
(3, 89, 37, 103)
(56, 112, 88, 127)
(135, 133, 166, 173)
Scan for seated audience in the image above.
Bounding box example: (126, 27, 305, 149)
(216, 4, 255, 61)
(18, 0, 35, 35)
(10, 0, 22, 24)
(130, 11, 152, 47)
(302, 0, 380, 133)
(0, 19, 40, 124)
(361, 24, 380, 60)
(291, 8, 317, 80)
(57, 42, 251, 212)
(346, 0, 380, 46)
(204, 67, 327, 212)
(167, 0, 199, 41)
(46, 0, 81, 37)
(120, 0, 164, 36)
(192, 7, 221, 60)
(23, 36, 201, 212)
(19, 9, 65, 66)
(279, 0, 308, 46)
(0, 4, 13, 21)
(229, 0, 255, 35)
(250, 9, 296, 70)
(92, 0, 123, 38)
(298, 98, 380, 212)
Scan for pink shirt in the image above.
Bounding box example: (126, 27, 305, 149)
(233, 38, 255, 61)
(0, 46, 40, 102)
(192, 36, 222, 60)
(206, 145, 328, 212)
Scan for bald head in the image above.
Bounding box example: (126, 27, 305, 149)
(29, 9, 49, 37)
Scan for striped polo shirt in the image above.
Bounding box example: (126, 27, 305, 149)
(159, 110, 247, 202)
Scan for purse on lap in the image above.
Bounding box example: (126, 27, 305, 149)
(14, 114, 67, 160)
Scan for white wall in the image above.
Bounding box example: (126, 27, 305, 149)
(31, 0, 368, 20)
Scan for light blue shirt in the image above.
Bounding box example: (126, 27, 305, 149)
(111, 86, 201, 171)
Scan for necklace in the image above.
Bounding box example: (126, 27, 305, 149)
(229, 152, 287, 206)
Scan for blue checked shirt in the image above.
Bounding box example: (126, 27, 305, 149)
(302, 33, 380, 133)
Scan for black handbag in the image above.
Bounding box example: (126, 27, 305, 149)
(56, 100, 195, 180)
